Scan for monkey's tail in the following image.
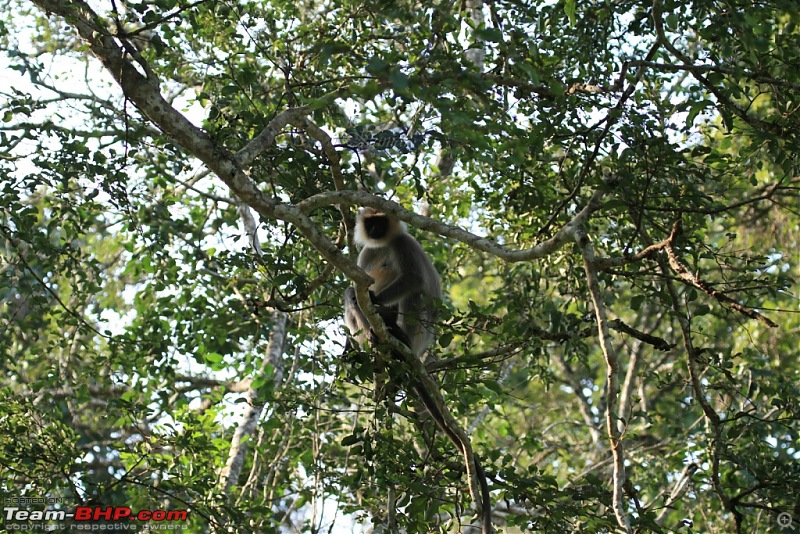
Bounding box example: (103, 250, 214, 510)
(473, 455, 492, 534)
(376, 315, 493, 531)
(412, 383, 493, 533)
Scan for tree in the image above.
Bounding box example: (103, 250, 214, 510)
(1, 0, 798, 532)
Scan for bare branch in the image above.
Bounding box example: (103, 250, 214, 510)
(297, 187, 607, 263)
(219, 310, 288, 493)
(235, 107, 310, 168)
(575, 227, 632, 533)
(607, 319, 675, 352)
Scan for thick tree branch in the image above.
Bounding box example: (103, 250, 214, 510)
(24, 9, 488, 523)
(234, 107, 310, 167)
(298, 187, 607, 263)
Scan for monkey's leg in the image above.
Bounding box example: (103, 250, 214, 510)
(368, 307, 412, 403)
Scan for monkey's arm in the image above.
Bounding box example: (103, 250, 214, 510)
(345, 286, 411, 349)
(370, 235, 427, 305)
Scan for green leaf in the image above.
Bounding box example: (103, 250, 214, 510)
(564, 0, 577, 26)
(388, 69, 410, 91)
(204, 352, 224, 364)
(693, 304, 711, 316)
(438, 331, 454, 348)
(341, 433, 361, 446)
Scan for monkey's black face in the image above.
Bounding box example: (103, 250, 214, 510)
(364, 215, 390, 240)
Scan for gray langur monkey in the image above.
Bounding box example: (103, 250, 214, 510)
(342, 207, 493, 533)
(343, 207, 442, 358)
(342, 207, 495, 534)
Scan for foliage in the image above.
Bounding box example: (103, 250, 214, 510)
(1, 0, 799, 532)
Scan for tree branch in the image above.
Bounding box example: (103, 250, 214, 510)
(624, 60, 800, 91)
(598, 219, 778, 327)
(575, 226, 632, 534)
(663, 223, 778, 328)
(659, 255, 742, 530)
(219, 310, 288, 493)
(297, 187, 607, 263)
(234, 107, 310, 168)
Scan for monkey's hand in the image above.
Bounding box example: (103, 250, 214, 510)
(368, 291, 398, 317)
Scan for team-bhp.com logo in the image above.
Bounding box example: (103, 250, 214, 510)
(4, 505, 189, 523)
(73, 507, 188, 522)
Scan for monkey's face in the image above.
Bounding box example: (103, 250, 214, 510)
(363, 214, 391, 240)
(354, 207, 404, 248)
